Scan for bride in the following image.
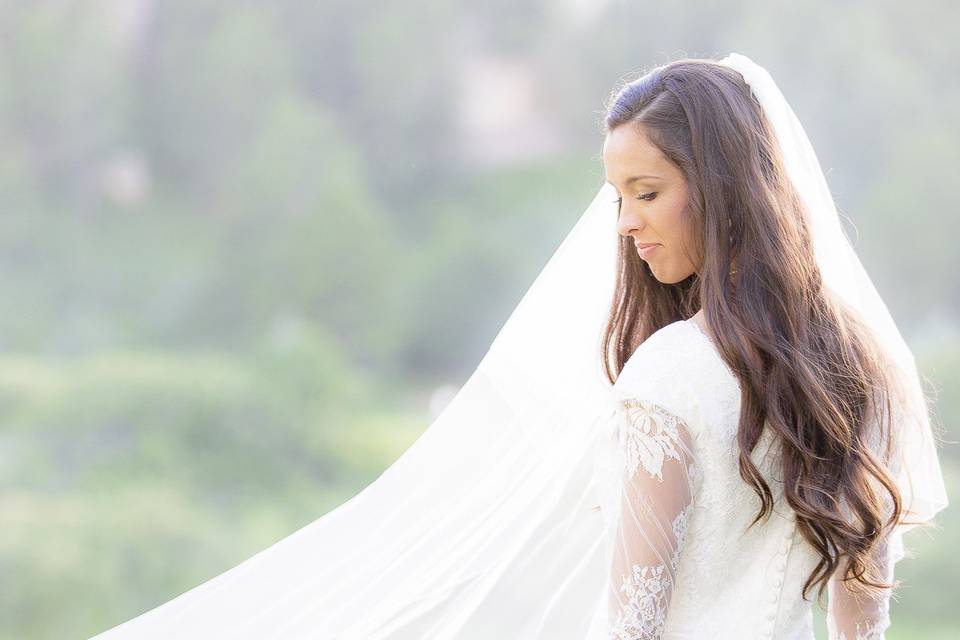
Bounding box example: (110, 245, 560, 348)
(90, 53, 947, 639)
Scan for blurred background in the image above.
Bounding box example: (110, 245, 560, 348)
(1, 1, 956, 638)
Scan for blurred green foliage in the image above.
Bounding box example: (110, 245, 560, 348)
(0, 0, 956, 638)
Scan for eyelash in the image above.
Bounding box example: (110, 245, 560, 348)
(612, 192, 657, 206)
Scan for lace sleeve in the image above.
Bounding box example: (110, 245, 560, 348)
(826, 534, 894, 640)
(608, 397, 700, 640)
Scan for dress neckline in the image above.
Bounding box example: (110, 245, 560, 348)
(683, 317, 712, 343)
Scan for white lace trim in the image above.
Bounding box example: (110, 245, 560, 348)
(610, 509, 689, 639)
(670, 507, 689, 569)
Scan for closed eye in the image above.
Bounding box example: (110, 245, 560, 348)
(612, 192, 657, 206)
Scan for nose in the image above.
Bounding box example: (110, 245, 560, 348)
(616, 205, 645, 239)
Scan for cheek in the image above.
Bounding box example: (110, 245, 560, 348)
(659, 198, 689, 243)
(657, 201, 697, 269)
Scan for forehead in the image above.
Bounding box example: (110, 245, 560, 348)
(602, 124, 670, 181)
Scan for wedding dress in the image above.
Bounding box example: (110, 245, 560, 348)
(586, 318, 898, 639)
(88, 53, 947, 639)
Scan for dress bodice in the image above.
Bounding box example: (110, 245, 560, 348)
(587, 319, 826, 639)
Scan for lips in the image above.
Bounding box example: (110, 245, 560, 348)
(634, 241, 659, 259)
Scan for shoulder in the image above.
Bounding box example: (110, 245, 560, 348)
(613, 320, 739, 433)
(615, 320, 702, 391)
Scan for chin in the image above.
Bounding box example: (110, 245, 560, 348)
(650, 267, 695, 285)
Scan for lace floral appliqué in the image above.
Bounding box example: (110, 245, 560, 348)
(837, 620, 885, 640)
(620, 398, 687, 481)
(608, 397, 699, 639)
(610, 509, 689, 640)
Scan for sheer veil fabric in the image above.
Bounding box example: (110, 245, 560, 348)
(90, 53, 948, 639)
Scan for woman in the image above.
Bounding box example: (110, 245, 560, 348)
(596, 57, 942, 639)
(90, 54, 947, 639)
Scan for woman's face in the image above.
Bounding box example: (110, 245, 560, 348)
(602, 123, 698, 284)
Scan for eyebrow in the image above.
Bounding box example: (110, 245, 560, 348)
(606, 174, 662, 187)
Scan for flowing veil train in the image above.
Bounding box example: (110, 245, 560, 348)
(90, 53, 948, 639)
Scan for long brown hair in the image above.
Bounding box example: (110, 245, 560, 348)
(599, 57, 929, 605)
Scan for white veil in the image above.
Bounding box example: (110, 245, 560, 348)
(89, 53, 948, 639)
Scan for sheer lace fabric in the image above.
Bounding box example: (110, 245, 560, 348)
(608, 398, 700, 639)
